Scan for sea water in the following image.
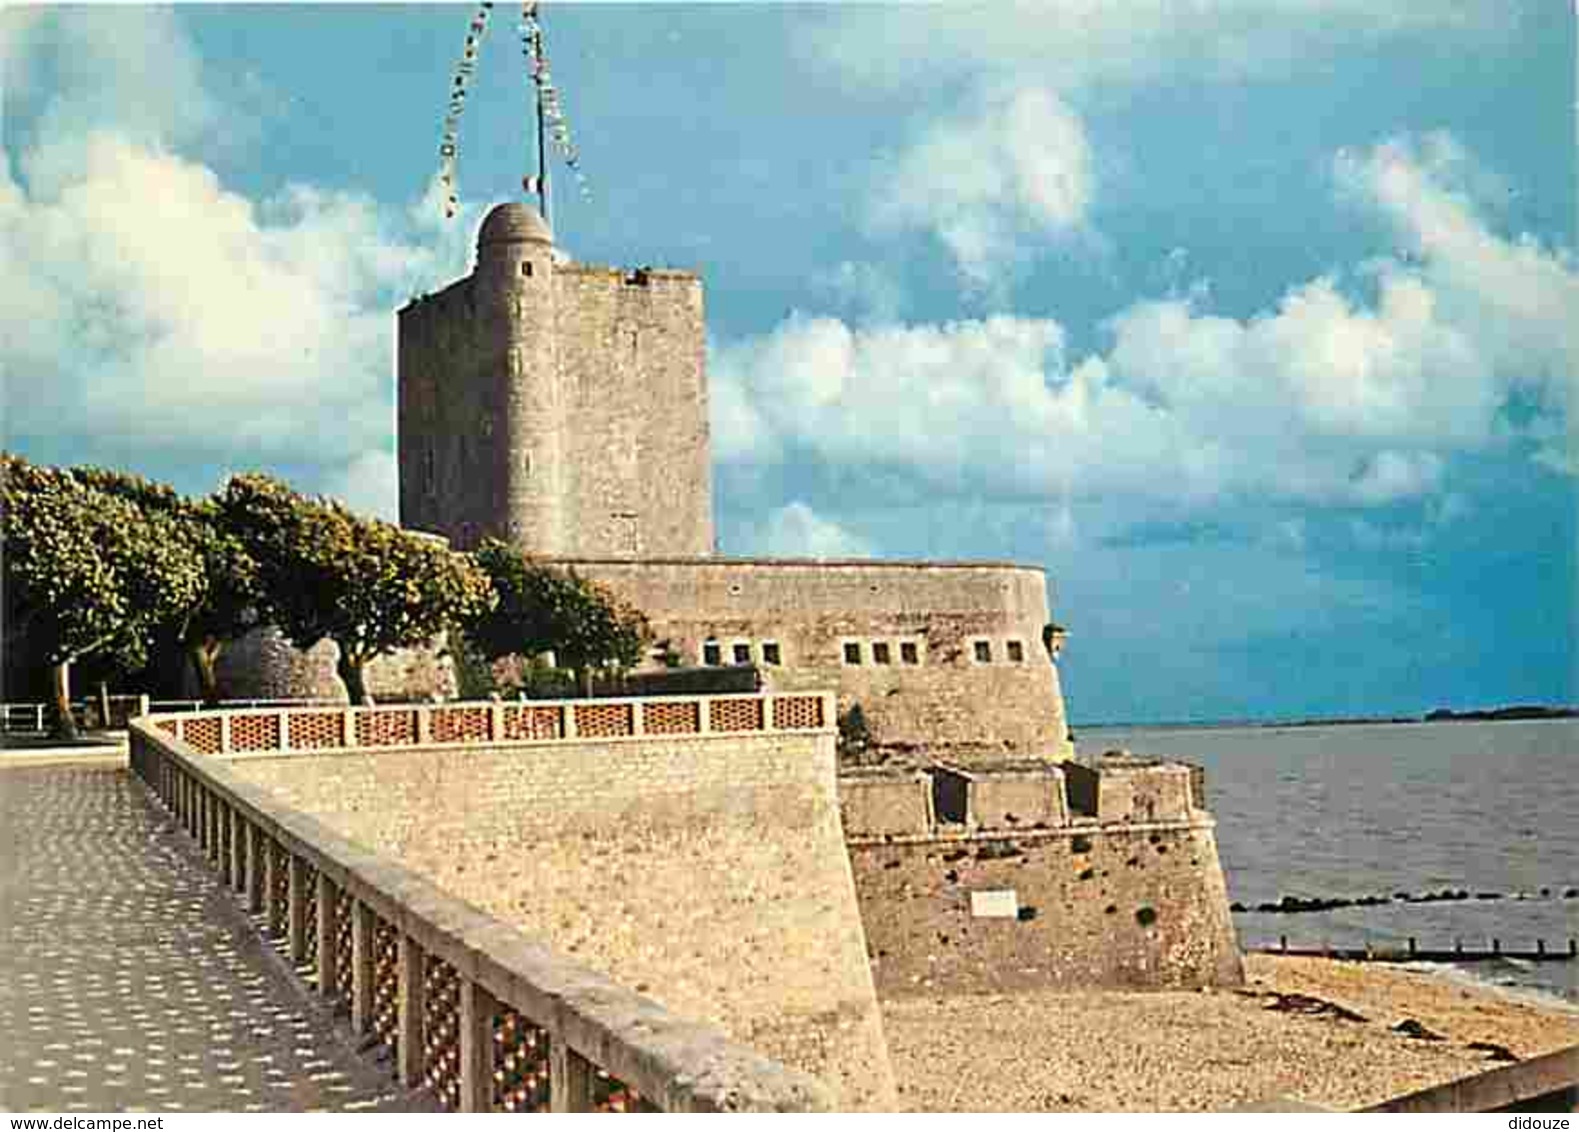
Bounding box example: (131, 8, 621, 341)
(1077, 718, 1579, 1003)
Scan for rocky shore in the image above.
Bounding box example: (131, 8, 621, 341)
(880, 954, 1579, 1112)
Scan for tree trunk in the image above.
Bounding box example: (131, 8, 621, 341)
(96, 680, 111, 730)
(336, 650, 372, 706)
(189, 638, 221, 706)
(49, 660, 79, 742)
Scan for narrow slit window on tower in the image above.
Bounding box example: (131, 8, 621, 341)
(702, 639, 722, 667)
(732, 642, 751, 666)
(761, 641, 782, 666)
(973, 639, 993, 664)
(1007, 640, 1025, 664)
(900, 641, 920, 665)
(843, 641, 862, 666)
(521, 261, 534, 277)
(872, 641, 892, 665)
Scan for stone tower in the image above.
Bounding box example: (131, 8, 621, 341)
(398, 202, 713, 556)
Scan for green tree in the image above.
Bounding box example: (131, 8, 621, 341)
(219, 473, 492, 704)
(1, 454, 204, 739)
(70, 466, 263, 704)
(466, 538, 650, 693)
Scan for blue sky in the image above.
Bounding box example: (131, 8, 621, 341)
(2, 3, 1574, 723)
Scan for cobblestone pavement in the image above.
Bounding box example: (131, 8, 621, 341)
(0, 760, 434, 1112)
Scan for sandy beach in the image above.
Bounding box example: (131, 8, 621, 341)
(881, 953, 1579, 1112)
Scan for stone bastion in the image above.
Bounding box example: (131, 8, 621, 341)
(136, 697, 1242, 1109)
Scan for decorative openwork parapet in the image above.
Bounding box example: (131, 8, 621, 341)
(128, 703, 834, 1113)
(147, 692, 832, 757)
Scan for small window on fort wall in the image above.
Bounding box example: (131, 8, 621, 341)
(843, 641, 862, 665)
(1007, 640, 1025, 663)
(974, 640, 993, 664)
(872, 641, 892, 665)
(900, 641, 919, 665)
(703, 640, 722, 666)
(733, 642, 751, 665)
(520, 261, 533, 277)
(762, 641, 782, 666)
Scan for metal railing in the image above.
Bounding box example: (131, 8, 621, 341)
(128, 710, 832, 1112)
(0, 697, 337, 732)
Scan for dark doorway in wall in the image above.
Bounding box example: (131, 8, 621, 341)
(931, 766, 970, 825)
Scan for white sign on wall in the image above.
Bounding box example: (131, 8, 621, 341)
(970, 889, 1019, 919)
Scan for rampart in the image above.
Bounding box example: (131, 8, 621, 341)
(840, 758, 1243, 995)
(139, 695, 897, 1111)
(558, 556, 1074, 763)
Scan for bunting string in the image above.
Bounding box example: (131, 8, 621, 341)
(520, 1, 591, 203)
(437, 1, 496, 219)
(435, 0, 591, 221)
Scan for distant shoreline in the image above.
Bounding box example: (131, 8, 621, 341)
(1074, 704, 1578, 732)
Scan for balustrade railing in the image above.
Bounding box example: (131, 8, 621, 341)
(145, 692, 833, 757)
(128, 708, 832, 1112)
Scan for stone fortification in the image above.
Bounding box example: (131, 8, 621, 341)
(559, 556, 1074, 763)
(207, 626, 456, 704)
(391, 202, 1076, 764)
(398, 204, 711, 556)
(223, 719, 898, 1110)
(841, 758, 1243, 994)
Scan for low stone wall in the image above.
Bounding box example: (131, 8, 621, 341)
(849, 820, 1244, 996)
(839, 769, 935, 839)
(208, 697, 897, 1110)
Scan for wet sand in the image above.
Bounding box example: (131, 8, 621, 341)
(880, 954, 1579, 1111)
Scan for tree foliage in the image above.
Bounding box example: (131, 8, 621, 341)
(218, 473, 493, 703)
(66, 465, 263, 702)
(1, 454, 205, 736)
(466, 538, 650, 682)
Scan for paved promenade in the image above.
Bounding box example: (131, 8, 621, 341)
(0, 756, 432, 1112)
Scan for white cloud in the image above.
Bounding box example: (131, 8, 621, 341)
(807, 2, 1504, 96)
(0, 134, 440, 465)
(323, 448, 400, 521)
(750, 502, 874, 559)
(0, 11, 482, 513)
(814, 260, 906, 324)
(714, 133, 1577, 520)
(868, 85, 1094, 288)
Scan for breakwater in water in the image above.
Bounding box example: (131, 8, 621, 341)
(1232, 886, 1579, 915)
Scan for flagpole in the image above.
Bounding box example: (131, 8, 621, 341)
(533, 25, 550, 228)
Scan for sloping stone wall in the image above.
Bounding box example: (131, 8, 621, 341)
(225, 729, 898, 1111)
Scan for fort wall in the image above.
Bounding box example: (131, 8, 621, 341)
(559, 557, 1074, 763)
(223, 720, 898, 1110)
(553, 266, 711, 557)
(840, 760, 1243, 995)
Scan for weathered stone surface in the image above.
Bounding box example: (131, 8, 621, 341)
(398, 206, 712, 557)
(225, 730, 900, 1110)
(560, 557, 1075, 762)
(207, 626, 457, 704)
(850, 819, 1244, 995)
